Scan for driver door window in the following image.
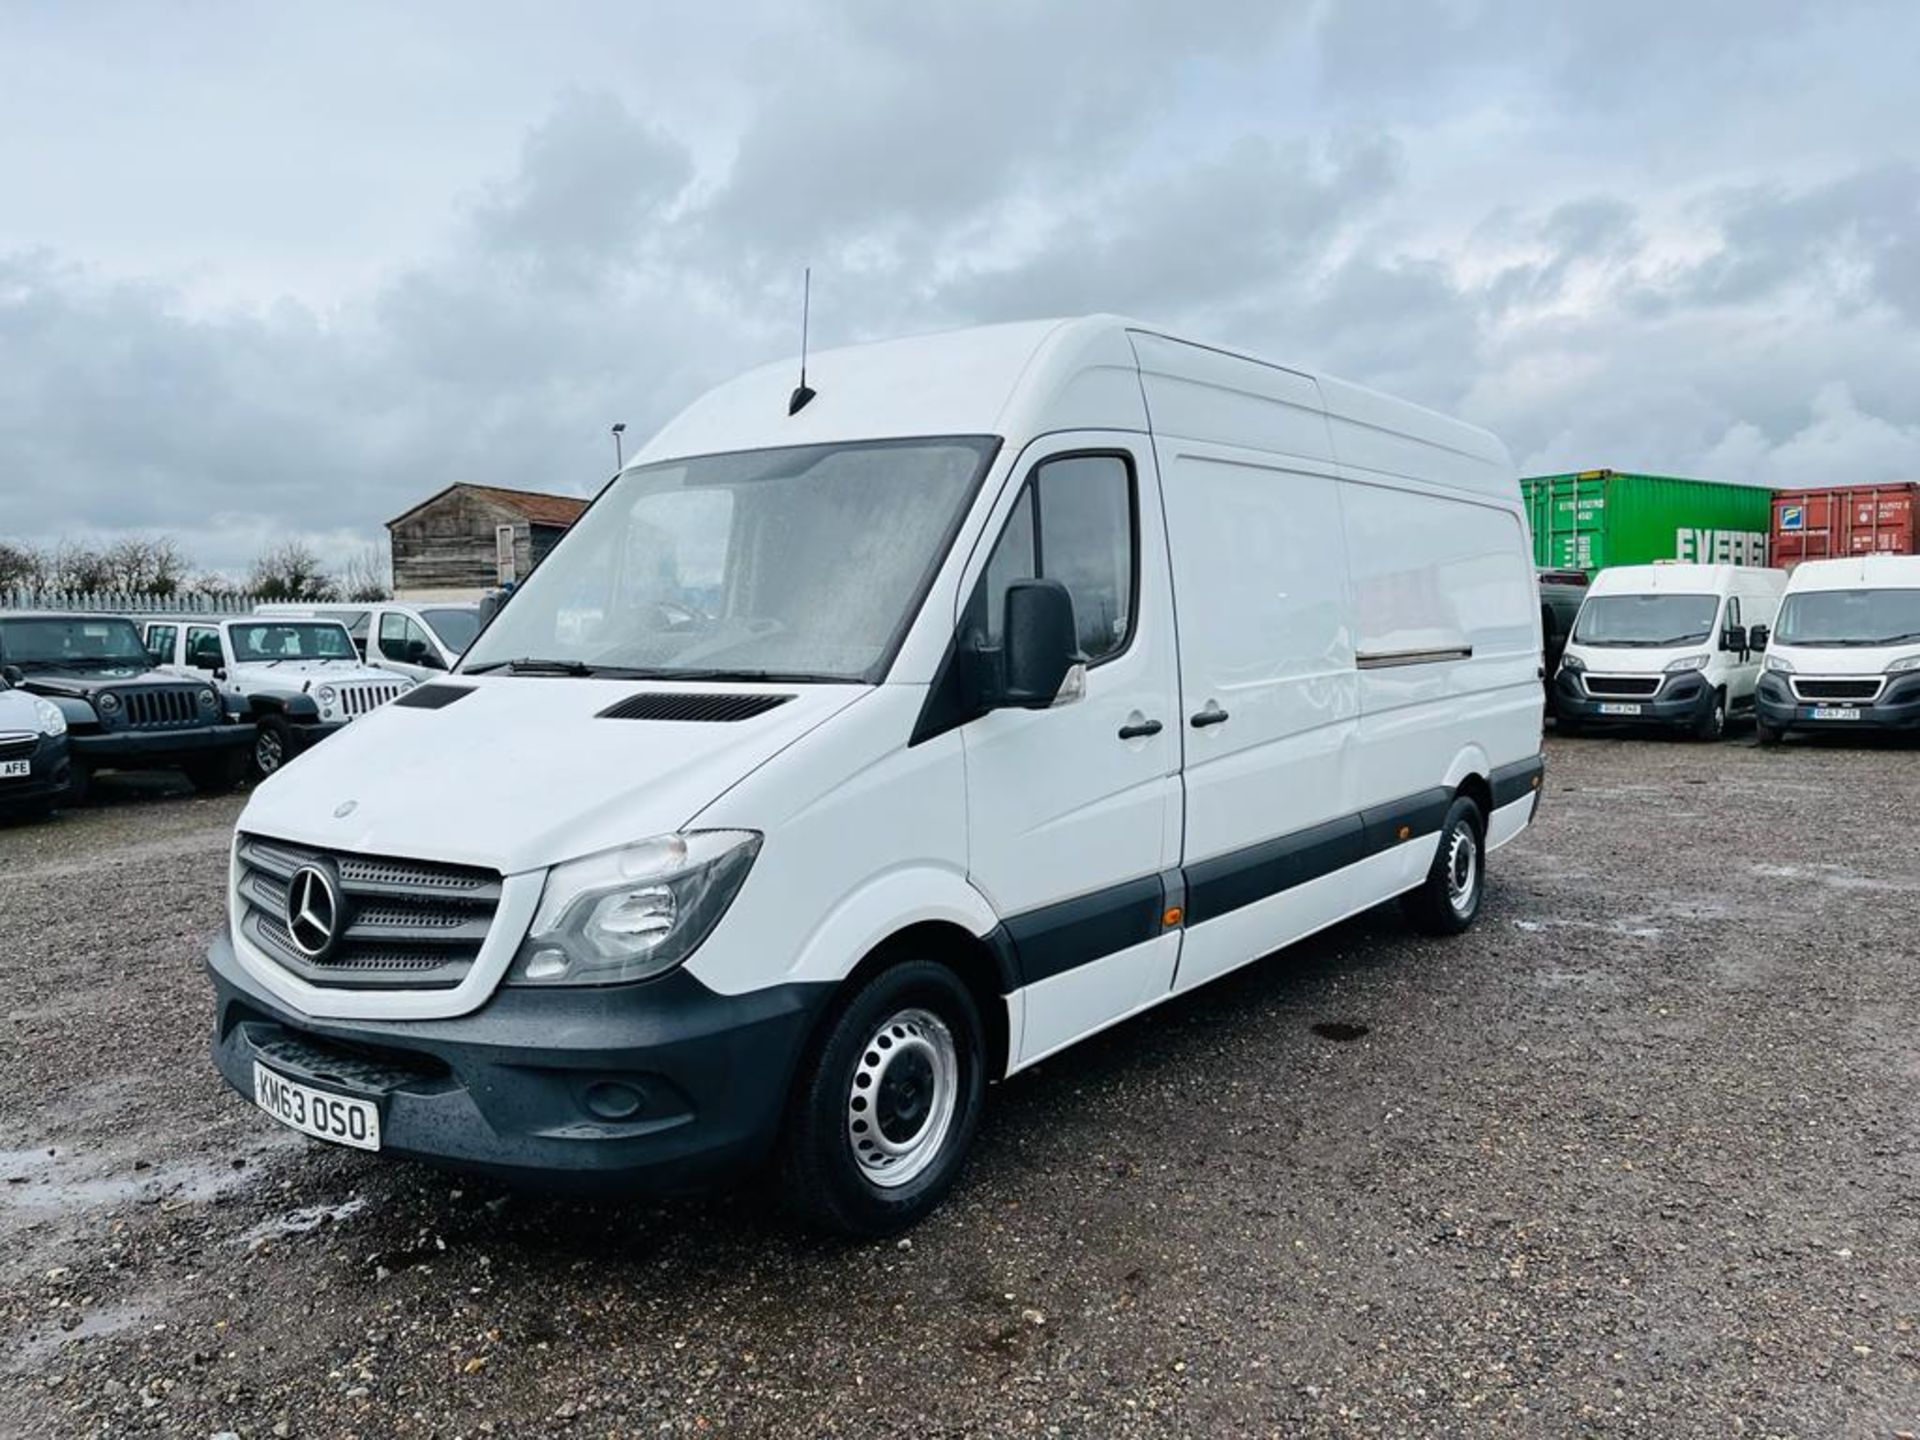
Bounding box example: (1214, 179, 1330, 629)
(186, 627, 223, 669)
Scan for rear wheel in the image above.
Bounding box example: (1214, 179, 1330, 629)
(1692, 688, 1728, 741)
(1401, 794, 1486, 937)
(782, 959, 986, 1237)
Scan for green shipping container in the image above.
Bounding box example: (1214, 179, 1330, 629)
(1521, 470, 1775, 576)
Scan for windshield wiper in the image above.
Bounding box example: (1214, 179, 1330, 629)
(615, 667, 852, 684)
(464, 657, 602, 676)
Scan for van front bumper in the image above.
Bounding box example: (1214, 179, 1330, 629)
(1755, 672, 1920, 734)
(206, 933, 831, 1195)
(1552, 670, 1716, 728)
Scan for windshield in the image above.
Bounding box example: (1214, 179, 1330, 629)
(229, 621, 359, 662)
(1775, 587, 1920, 646)
(0, 615, 151, 667)
(420, 608, 479, 653)
(1572, 593, 1720, 647)
(462, 437, 998, 681)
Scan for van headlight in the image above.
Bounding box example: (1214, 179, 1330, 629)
(1764, 654, 1795, 674)
(34, 698, 67, 737)
(1886, 655, 1920, 675)
(506, 831, 762, 986)
(1663, 654, 1709, 673)
(1558, 653, 1585, 673)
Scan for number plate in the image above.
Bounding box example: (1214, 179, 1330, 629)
(1810, 706, 1861, 721)
(0, 759, 29, 779)
(252, 1062, 381, 1151)
(1598, 702, 1643, 716)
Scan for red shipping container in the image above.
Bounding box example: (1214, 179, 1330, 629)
(1770, 484, 1919, 565)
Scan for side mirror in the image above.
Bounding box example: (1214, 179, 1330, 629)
(1720, 624, 1749, 653)
(1747, 623, 1769, 653)
(406, 639, 429, 662)
(0, 663, 19, 688)
(1000, 579, 1084, 709)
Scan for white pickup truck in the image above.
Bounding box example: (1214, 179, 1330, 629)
(253, 602, 481, 682)
(143, 616, 414, 778)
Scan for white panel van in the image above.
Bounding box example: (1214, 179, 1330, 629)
(1553, 564, 1786, 739)
(204, 318, 1545, 1233)
(1755, 555, 1920, 742)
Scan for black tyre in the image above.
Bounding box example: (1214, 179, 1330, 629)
(1400, 794, 1486, 937)
(1692, 687, 1728, 741)
(61, 762, 92, 807)
(250, 716, 291, 782)
(187, 749, 247, 794)
(1556, 714, 1583, 737)
(1756, 719, 1785, 747)
(782, 959, 986, 1237)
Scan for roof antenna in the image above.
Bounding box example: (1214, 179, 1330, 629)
(788, 267, 817, 415)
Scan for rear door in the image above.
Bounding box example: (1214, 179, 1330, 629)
(958, 434, 1184, 1065)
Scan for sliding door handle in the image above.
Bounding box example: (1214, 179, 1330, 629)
(1189, 702, 1229, 729)
(1117, 717, 1163, 740)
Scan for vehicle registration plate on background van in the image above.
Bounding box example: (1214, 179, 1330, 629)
(1598, 703, 1642, 716)
(0, 760, 29, 779)
(1810, 706, 1861, 721)
(252, 1062, 381, 1151)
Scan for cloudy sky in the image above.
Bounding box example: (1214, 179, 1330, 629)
(3, 0, 1917, 578)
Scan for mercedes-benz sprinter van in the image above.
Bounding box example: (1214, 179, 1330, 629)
(1755, 555, 1920, 742)
(1553, 563, 1784, 739)
(205, 318, 1545, 1234)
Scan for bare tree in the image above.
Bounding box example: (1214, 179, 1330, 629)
(247, 540, 340, 602)
(0, 540, 47, 590)
(335, 543, 392, 603)
(101, 536, 189, 595)
(46, 540, 116, 592)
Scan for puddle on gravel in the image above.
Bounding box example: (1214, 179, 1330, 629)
(6, 1302, 157, 1371)
(0, 1132, 294, 1231)
(236, 1194, 368, 1246)
(1311, 1022, 1370, 1042)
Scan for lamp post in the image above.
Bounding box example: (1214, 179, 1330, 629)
(611, 422, 627, 471)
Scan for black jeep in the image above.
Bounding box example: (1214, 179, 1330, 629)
(0, 613, 255, 802)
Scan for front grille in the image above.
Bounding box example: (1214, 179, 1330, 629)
(116, 686, 203, 729)
(235, 832, 501, 990)
(0, 733, 35, 762)
(1790, 678, 1882, 703)
(1583, 675, 1662, 698)
(337, 680, 408, 718)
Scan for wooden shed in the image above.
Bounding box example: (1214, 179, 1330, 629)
(387, 484, 589, 598)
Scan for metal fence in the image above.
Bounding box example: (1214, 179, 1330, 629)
(0, 588, 257, 616)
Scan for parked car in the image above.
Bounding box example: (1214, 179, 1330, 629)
(0, 612, 252, 801)
(1754, 554, 1920, 743)
(205, 317, 1545, 1235)
(0, 666, 72, 817)
(1537, 568, 1587, 716)
(254, 602, 480, 681)
(141, 616, 415, 780)
(1553, 564, 1784, 739)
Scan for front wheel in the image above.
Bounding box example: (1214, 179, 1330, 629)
(250, 716, 291, 782)
(1401, 794, 1486, 937)
(1756, 719, 1785, 747)
(1692, 688, 1728, 741)
(781, 959, 986, 1237)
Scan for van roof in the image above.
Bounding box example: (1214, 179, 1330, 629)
(1587, 563, 1781, 595)
(1785, 554, 1920, 591)
(633, 316, 1515, 500)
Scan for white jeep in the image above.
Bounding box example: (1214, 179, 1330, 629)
(142, 616, 414, 779)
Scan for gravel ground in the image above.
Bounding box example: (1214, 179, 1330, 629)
(2, 737, 1918, 1439)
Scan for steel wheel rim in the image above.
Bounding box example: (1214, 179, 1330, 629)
(256, 730, 283, 773)
(1446, 825, 1479, 916)
(847, 1007, 959, 1189)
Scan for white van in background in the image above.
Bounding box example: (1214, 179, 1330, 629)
(204, 317, 1544, 1234)
(1553, 563, 1785, 739)
(1755, 555, 1920, 743)
(255, 601, 480, 681)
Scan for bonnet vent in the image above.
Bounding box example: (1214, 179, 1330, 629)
(597, 692, 795, 723)
(392, 684, 475, 710)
